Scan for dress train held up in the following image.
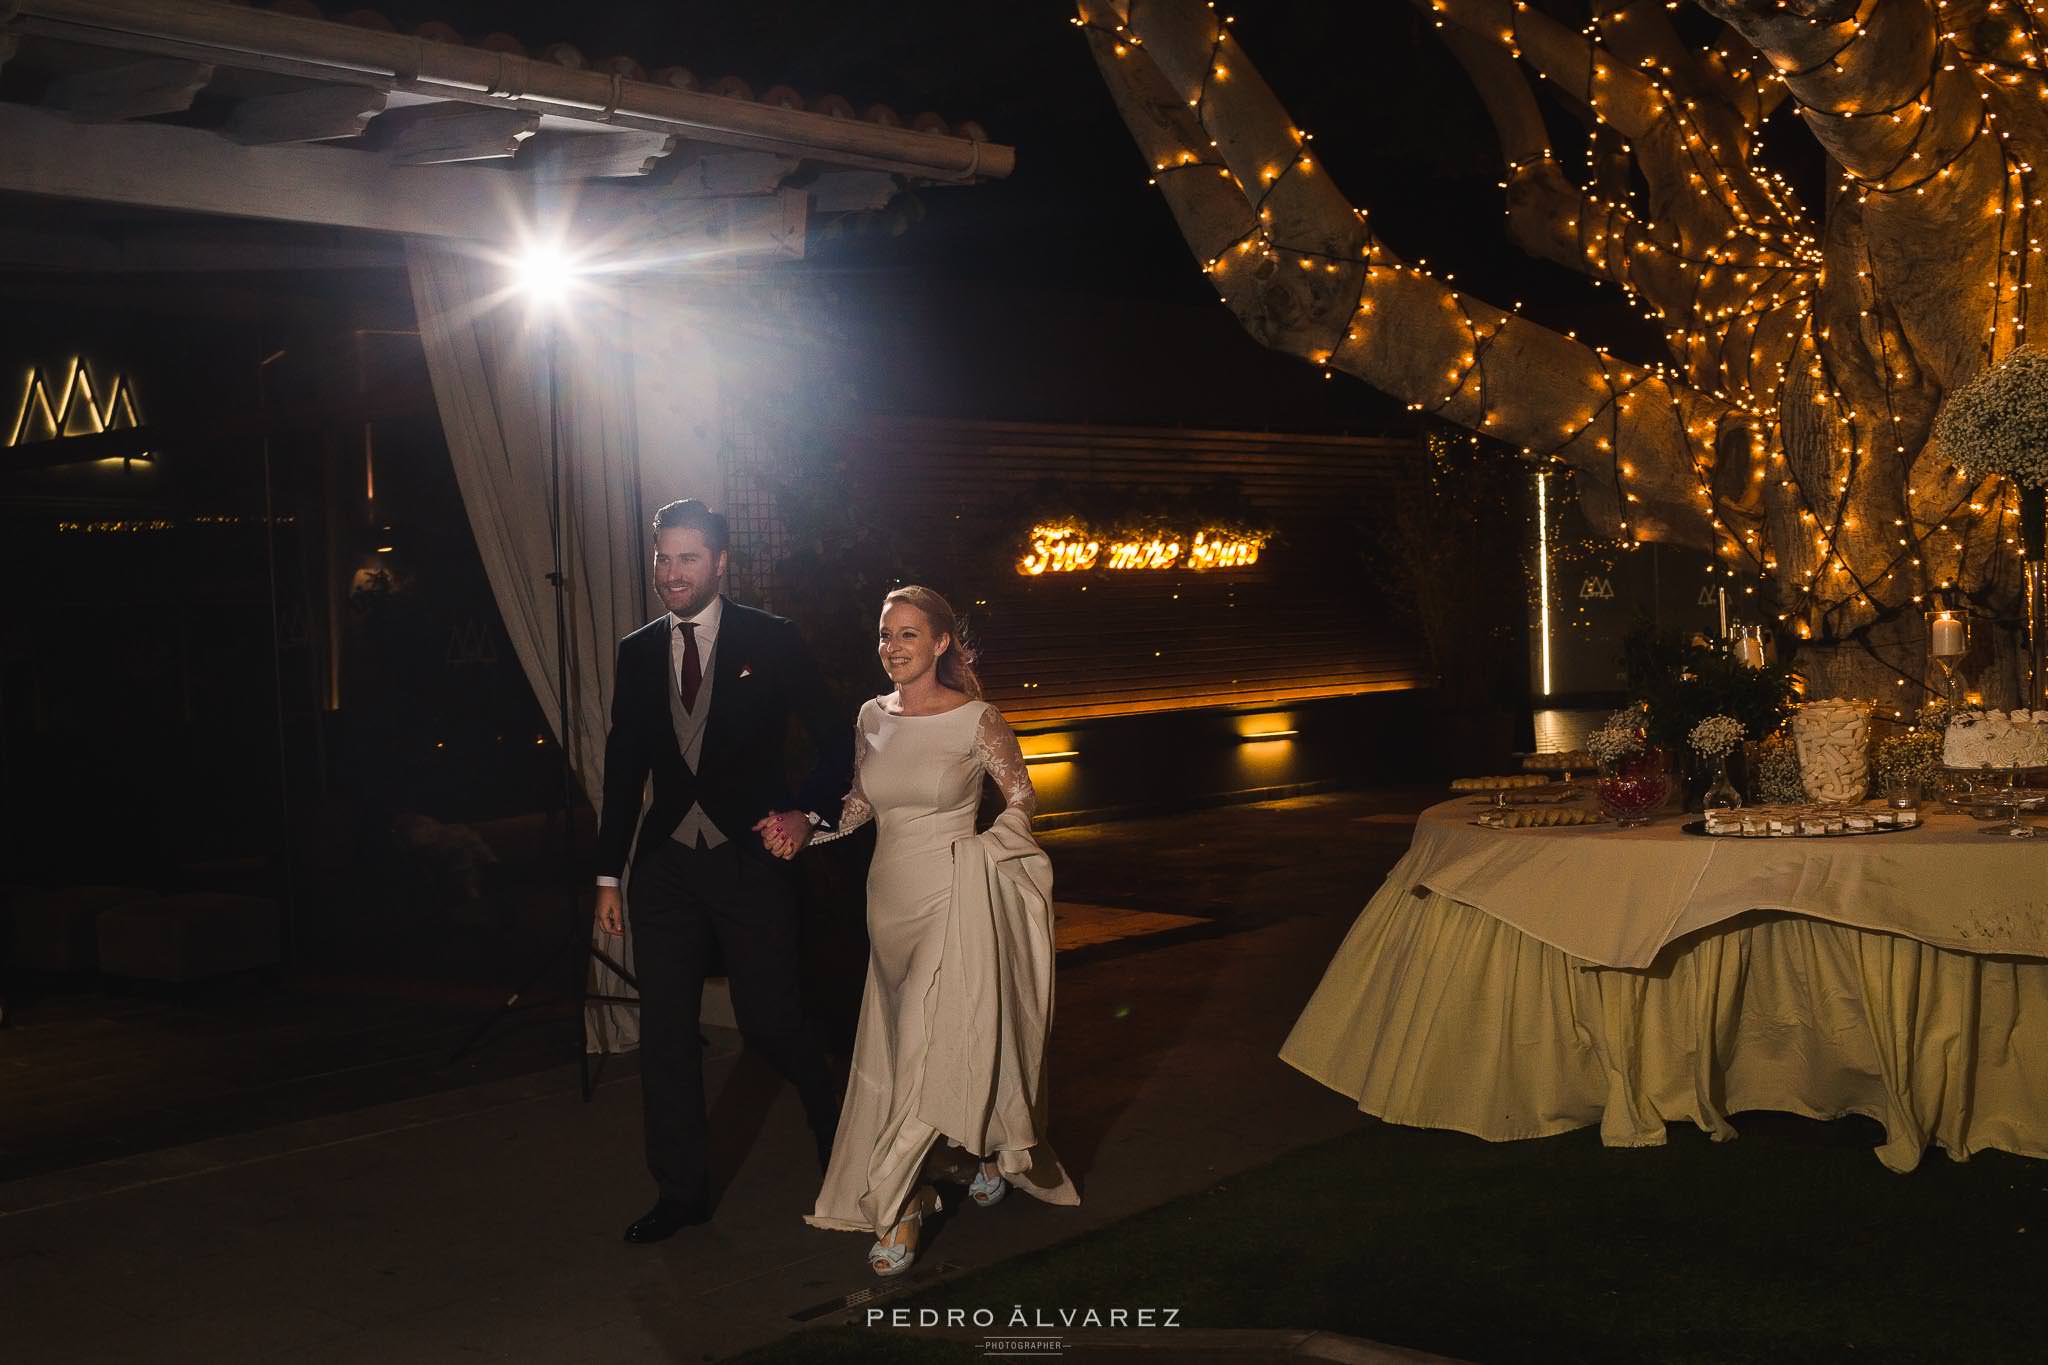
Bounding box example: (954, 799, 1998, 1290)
(806, 699, 1079, 1235)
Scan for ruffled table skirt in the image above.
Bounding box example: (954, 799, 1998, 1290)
(1281, 881, 2048, 1173)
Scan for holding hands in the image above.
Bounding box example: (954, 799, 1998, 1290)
(754, 810, 814, 860)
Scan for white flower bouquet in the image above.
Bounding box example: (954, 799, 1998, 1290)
(1688, 714, 1744, 760)
(1587, 705, 1646, 766)
(1932, 347, 2048, 488)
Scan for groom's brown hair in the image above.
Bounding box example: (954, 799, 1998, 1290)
(651, 499, 729, 554)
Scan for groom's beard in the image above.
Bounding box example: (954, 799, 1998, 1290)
(661, 580, 719, 619)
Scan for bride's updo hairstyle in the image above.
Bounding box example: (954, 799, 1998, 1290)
(883, 585, 982, 700)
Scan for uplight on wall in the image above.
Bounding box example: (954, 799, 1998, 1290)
(1017, 732, 1079, 809)
(1021, 732, 1081, 765)
(1234, 712, 1299, 743)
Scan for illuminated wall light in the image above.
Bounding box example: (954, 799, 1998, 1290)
(1017, 522, 1268, 576)
(1020, 728, 1080, 766)
(1536, 470, 1553, 697)
(1233, 709, 1299, 743)
(6, 358, 149, 461)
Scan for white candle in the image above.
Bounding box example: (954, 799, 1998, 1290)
(1717, 587, 1728, 640)
(1932, 614, 1965, 659)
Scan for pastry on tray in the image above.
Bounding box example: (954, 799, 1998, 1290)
(1521, 750, 1596, 771)
(1477, 806, 1603, 829)
(1699, 803, 1919, 837)
(1449, 774, 1550, 791)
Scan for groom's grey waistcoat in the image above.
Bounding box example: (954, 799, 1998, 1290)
(667, 629, 728, 849)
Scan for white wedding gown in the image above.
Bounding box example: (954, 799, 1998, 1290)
(805, 697, 1079, 1235)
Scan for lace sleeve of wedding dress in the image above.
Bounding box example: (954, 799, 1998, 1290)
(974, 704, 1038, 818)
(808, 711, 873, 846)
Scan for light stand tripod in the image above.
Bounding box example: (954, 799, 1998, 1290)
(448, 310, 638, 1100)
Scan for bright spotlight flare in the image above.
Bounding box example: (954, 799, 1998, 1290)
(512, 239, 583, 306)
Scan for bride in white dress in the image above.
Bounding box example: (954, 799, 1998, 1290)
(761, 585, 1078, 1277)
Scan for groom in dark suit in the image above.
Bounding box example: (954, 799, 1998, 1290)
(592, 498, 852, 1243)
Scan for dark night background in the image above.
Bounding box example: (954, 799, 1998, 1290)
(0, 1, 1740, 967)
(357, 0, 1689, 429)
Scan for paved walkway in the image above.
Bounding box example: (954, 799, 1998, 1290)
(0, 791, 1432, 1362)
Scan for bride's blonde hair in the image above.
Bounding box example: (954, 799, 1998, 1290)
(882, 585, 982, 699)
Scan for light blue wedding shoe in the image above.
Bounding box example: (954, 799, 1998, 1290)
(869, 1186, 941, 1278)
(967, 1160, 1008, 1208)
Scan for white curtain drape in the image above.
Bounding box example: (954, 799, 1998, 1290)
(405, 239, 727, 1052)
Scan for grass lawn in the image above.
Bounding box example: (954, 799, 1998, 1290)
(728, 1114, 2048, 1363)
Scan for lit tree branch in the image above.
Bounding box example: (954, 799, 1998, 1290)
(1078, 0, 1743, 552)
(1078, 0, 2043, 703)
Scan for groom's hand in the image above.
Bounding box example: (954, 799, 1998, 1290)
(594, 885, 624, 936)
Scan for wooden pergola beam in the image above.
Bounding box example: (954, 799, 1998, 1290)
(670, 151, 797, 199)
(224, 84, 386, 145)
(380, 103, 538, 166)
(525, 131, 679, 182)
(43, 56, 213, 121)
(809, 171, 899, 214)
(0, 102, 806, 257)
(6, 0, 1013, 182)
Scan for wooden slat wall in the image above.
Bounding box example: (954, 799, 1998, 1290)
(844, 416, 1433, 726)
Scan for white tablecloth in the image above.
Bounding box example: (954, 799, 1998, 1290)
(1395, 800, 2048, 967)
(1282, 805, 2048, 1172)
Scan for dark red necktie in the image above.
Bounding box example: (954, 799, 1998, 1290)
(677, 619, 702, 711)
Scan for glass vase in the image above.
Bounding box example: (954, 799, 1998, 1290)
(1701, 754, 1742, 811)
(1597, 747, 1672, 828)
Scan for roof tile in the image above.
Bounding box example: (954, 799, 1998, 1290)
(253, 1, 976, 139)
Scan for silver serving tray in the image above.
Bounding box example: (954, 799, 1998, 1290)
(1680, 818, 1912, 839)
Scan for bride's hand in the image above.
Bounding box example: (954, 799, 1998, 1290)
(753, 811, 809, 859)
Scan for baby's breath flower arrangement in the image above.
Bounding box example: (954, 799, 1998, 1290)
(1754, 732, 1806, 804)
(1877, 731, 1944, 795)
(1587, 704, 1647, 766)
(1875, 698, 1952, 796)
(1688, 715, 1744, 760)
(1933, 347, 2048, 489)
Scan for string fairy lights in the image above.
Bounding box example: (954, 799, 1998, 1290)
(1076, 0, 2047, 695)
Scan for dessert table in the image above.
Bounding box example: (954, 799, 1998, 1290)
(1280, 800, 2048, 1172)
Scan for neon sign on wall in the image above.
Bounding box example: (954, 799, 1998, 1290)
(5, 358, 149, 461)
(1017, 523, 1268, 576)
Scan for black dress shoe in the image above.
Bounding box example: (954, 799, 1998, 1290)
(623, 1197, 709, 1244)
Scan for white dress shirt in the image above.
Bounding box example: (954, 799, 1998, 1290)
(669, 594, 722, 697)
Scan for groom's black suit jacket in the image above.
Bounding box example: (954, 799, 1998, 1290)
(593, 598, 852, 879)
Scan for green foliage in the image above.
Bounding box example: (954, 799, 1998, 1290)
(1622, 620, 1797, 750)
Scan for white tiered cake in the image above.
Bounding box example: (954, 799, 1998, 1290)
(1943, 709, 2048, 770)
